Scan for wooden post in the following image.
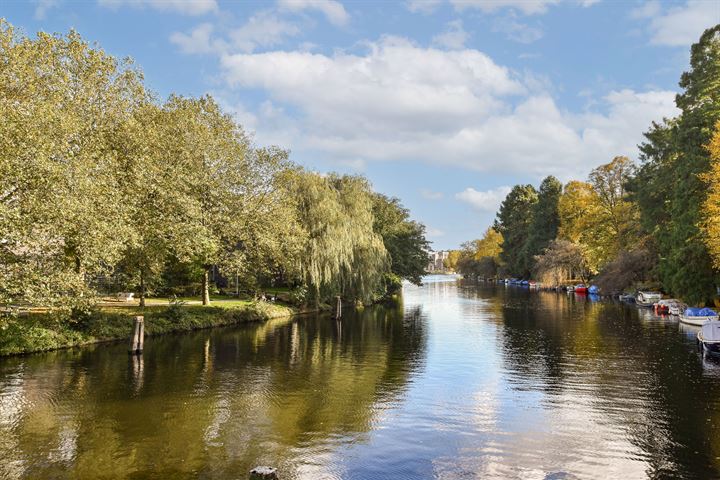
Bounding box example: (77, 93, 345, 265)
(128, 316, 144, 355)
(249, 466, 278, 479)
(335, 295, 342, 319)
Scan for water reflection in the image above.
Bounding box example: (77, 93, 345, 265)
(0, 303, 426, 479)
(2, 280, 720, 479)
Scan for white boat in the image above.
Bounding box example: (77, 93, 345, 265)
(698, 322, 720, 354)
(679, 307, 719, 326)
(669, 302, 686, 316)
(636, 291, 662, 308)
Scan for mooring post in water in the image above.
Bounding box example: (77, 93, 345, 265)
(249, 466, 278, 479)
(128, 315, 144, 355)
(335, 295, 342, 319)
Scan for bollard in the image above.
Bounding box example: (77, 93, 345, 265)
(334, 295, 342, 319)
(249, 466, 278, 479)
(128, 316, 144, 355)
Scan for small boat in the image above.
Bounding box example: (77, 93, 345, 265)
(680, 307, 719, 326)
(636, 291, 662, 308)
(588, 285, 599, 295)
(566, 285, 575, 292)
(669, 302, 686, 316)
(529, 281, 537, 288)
(654, 298, 679, 314)
(575, 284, 588, 294)
(520, 280, 529, 286)
(618, 293, 635, 303)
(698, 322, 720, 354)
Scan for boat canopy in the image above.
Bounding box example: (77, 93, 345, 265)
(685, 307, 718, 317)
(701, 322, 720, 341)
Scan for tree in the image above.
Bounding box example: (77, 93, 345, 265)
(444, 250, 462, 272)
(473, 227, 503, 260)
(524, 176, 562, 270)
(0, 22, 147, 316)
(533, 239, 589, 285)
(593, 249, 655, 295)
(494, 185, 538, 278)
(371, 194, 430, 286)
(702, 121, 720, 268)
(633, 25, 720, 303)
(288, 171, 388, 305)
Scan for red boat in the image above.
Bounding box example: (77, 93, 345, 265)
(575, 284, 588, 294)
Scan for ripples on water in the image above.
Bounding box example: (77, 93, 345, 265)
(2, 278, 720, 479)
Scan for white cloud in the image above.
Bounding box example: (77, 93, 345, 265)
(408, 0, 598, 15)
(406, 0, 443, 14)
(229, 11, 301, 53)
(421, 189, 445, 200)
(34, 0, 59, 20)
(98, 0, 218, 15)
(432, 20, 469, 49)
(492, 15, 544, 43)
(170, 12, 300, 55)
(277, 0, 349, 26)
(456, 186, 512, 211)
(426, 227, 446, 237)
(450, 0, 560, 15)
(170, 23, 222, 54)
(635, 0, 720, 47)
(218, 36, 679, 180)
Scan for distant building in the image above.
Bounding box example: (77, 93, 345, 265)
(427, 250, 450, 273)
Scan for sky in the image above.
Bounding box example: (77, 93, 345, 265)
(3, 0, 720, 250)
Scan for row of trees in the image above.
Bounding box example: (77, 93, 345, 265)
(0, 21, 429, 317)
(458, 25, 720, 304)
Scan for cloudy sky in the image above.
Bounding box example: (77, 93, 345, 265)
(5, 0, 719, 249)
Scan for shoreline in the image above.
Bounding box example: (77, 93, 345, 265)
(0, 301, 317, 358)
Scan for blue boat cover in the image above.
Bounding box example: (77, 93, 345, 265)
(589, 285, 599, 294)
(685, 307, 718, 317)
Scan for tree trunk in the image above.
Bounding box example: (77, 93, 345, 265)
(202, 268, 210, 305)
(139, 269, 146, 307)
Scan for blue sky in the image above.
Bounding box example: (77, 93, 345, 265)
(3, 0, 719, 249)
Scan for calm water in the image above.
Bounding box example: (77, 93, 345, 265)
(2, 276, 720, 479)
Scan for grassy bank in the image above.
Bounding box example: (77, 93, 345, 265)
(0, 300, 295, 357)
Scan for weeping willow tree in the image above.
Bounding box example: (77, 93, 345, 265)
(288, 171, 388, 305)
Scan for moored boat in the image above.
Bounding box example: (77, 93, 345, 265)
(618, 293, 635, 303)
(636, 291, 662, 308)
(680, 307, 719, 326)
(566, 285, 575, 292)
(698, 322, 720, 354)
(655, 298, 680, 314)
(575, 284, 588, 294)
(669, 302, 686, 316)
(588, 285, 599, 295)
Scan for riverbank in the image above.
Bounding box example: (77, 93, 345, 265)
(0, 300, 297, 357)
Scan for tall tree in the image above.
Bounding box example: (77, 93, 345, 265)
(371, 194, 430, 286)
(524, 176, 562, 270)
(702, 121, 720, 269)
(0, 22, 147, 315)
(634, 25, 720, 303)
(494, 184, 538, 278)
(288, 171, 388, 305)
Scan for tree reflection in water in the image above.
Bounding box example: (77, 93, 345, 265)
(0, 302, 426, 480)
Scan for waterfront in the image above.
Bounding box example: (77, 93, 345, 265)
(2, 276, 720, 479)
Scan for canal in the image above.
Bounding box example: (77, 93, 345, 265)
(1, 276, 720, 479)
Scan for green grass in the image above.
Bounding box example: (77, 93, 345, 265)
(0, 300, 295, 357)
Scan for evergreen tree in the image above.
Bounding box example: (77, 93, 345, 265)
(634, 25, 720, 303)
(524, 176, 562, 271)
(494, 184, 538, 278)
